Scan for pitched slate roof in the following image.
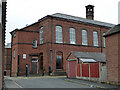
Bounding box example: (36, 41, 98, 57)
(50, 13, 115, 28)
(10, 13, 115, 33)
(71, 51, 106, 62)
(104, 24, 120, 37)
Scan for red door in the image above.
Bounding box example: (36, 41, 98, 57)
(68, 60, 76, 78)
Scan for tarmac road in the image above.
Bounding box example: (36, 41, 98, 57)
(4, 76, 90, 88)
(4, 76, 119, 89)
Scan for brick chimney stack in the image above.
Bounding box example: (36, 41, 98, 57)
(86, 5, 94, 20)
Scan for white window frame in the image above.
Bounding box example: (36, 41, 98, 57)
(70, 28, 76, 44)
(82, 30, 88, 45)
(93, 31, 98, 46)
(40, 27, 43, 44)
(56, 26, 62, 43)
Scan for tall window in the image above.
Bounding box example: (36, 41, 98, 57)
(56, 51, 63, 69)
(56, 26, 62, 43)
(70, 28, 76, 44)
(103, 33, 105, 47)
(40, 27, 43, 44)
(13, 49, 15, 58)
(93, 31, 98, 46)
(82, 30, 88, 45)
(33, 40, 37, 48)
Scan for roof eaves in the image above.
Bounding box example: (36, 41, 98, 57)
(10, 28, 20, 34)
(103, 30, 120, 37)
(50, 15, 114, 28)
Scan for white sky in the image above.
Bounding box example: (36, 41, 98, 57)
(6, 0, 120, 44)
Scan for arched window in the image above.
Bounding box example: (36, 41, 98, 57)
(40, 27, 43, 44)
(69, 28, 76, 44)
(56, 26, 62, 43)
(93, 31, 98, 46)
(82, 30, 88, 45)
(56, 51, 63, 69)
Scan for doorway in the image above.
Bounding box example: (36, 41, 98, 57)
(56, 51, 63, 69)
(31, 59, 38, 75)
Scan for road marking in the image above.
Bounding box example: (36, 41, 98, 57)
(14, 81, 23, 88)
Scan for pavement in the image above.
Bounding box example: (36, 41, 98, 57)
(4, 76, 120, 89)
(65, 78, 120, 88)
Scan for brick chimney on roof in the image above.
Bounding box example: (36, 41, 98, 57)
(86, 5, 94, 20)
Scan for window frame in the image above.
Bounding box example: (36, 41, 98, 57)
(82, 29, 88, 45)
(93, 31, 99, 47)
(56, 25, 63, 43)
(40, 27, 43, 44)
(56, 51, 63, 69)
(69, 28, 76, 44)
(33, 40, 37, 48)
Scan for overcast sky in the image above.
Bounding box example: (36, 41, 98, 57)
(5, 0, 120, 44)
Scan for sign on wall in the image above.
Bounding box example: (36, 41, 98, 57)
(23, 54, 26, 59)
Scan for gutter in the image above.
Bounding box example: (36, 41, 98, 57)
(50, 17, 54, 72)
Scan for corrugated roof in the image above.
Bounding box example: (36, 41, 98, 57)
(71, 51, 106, 62)
(5, 43, 11, 48)
(50, 13, 115, 28)
(104, 24, 120, 37)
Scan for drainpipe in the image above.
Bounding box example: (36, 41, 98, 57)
(51, 17, 53, 73)
(10, 33, 12, 77)
(100, 27, 103, 53)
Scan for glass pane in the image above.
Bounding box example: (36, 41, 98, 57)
(56, 26, 62, 43)
(70, 28, 76, 44)
(40, 27, 43, 44)
(82, 30, 87, 45)
(56, 55, 63, 69)
(93, 31, 98, 46)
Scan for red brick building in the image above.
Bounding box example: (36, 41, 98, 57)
(4, 43, 11, 76)
(10, 5, 114, 76)
(104, 24, 120, 85)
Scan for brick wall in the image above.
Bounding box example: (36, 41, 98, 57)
(4, 48, 11, 75)
(106, 33, 120, 85)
